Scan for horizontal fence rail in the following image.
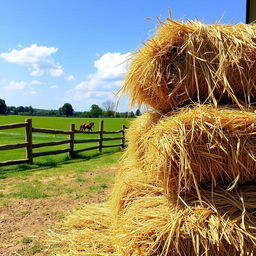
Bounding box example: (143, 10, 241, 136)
(73, 129, 100, 134)
(32, 127, 72, 135)
(0, 119, 127, 167)
(0, 122, 27, 130)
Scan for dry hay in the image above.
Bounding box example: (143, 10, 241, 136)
(125, 105, 256, 194)
(109, 161, 160, 219)
(50, 203, 117, 256)
(48, 16, 256, 256)
(51, 164, 256, 256)
(109, 165, 256, 255)
(113, 180, 256, 256)
(120, 19, 256, 111)
(109, 164, 256, 255)
(124, 112, 161, 165)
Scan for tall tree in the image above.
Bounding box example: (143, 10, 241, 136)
(28, 106, 34, 115)
(102, 100, 115, 111)
(102, 100, 115, 117)
(90, 104, 103, 117)
(17, 106, 25, 113)
(7, 106, 17, 115)
(0, 99, 7, 114)
(61, 103, 74, 117)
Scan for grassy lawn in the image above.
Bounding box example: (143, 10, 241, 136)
(0, 150, 120, 199)
(0, 115, 131, 255)
(0, 115, 131, 163)
(0, 150, 122, 256)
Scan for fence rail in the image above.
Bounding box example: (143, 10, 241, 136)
(0, 119, 127, 167)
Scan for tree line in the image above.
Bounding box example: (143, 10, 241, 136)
(0, 99, 141, 118)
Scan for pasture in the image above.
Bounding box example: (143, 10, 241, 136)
(0, 115, 131, 255)
(0, 151, 122, 255)
(0, 115, 131, 165)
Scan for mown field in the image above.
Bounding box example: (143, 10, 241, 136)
(0, 115, 132, 255)
(0, 150, 122, 255)
(0, 115, 131, 165)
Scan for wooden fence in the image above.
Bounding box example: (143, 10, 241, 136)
(0, 119, 127, 167)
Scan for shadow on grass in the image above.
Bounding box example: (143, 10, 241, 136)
(0, 160, 59, 178)
(66, 148, 120, 163)
(0, 148, 121, 178)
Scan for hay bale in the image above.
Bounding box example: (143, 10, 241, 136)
(125, 112, 161, 165)
(127, 105, 256, 193)
(121, 19, 256, 111)
(113, 180, 256, 256)
(50, 203, 117, 256)
(51, 164, 256, 256)
(109, 162, 161, 219)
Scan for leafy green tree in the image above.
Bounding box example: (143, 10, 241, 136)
(28, 106, 34, 115)
(0, 99, 7, 114)
(24, 106, 29, 112)
(61, 103, 74, 117)
(90, 104, 103, 117)
(17, 106, 25, 113)
(7, 106, 17, 115)
(49, 110, 58, 116)
(82, 111, 90, 117)
(58, 107, 63, 116)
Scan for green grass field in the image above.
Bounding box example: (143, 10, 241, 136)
(0, 149, 122, 256)
(0, 115, 131, 167)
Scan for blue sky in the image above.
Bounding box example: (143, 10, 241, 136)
(0, 0, 246, 112)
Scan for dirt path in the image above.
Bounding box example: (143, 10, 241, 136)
(0, 165, 118, 256)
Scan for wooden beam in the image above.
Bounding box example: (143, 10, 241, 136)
(25, 119, 33, 164)
(246, 0, 256, 23)
(0, 142, 29, 151)
(69, 124, 75, 158)
(0, 122, 26, 130)
(98, 120, 103, 152)
(121, 125, 126, 150)
(0, 159, 29, 167)
(73, 129, 100, 134)
(32, 140, 71, 149)
(32, 127, 72, 135)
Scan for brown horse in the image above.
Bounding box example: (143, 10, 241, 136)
(80, 122, 94, 131)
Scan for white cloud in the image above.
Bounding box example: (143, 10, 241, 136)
(70, 90, 114, 101)
(0, 44, 64, 77)
(71, 52, 130, 100)
(75, 77, 123, 91)
(65, 75, 75, 81)
(94, 52, 130, 80)
(31, 80, 43, 85)
(50, 85, 58, 89)
(3, 80, 27, 90)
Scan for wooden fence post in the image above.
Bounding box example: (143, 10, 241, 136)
(121, 125, 126, 150)
(98, 120, 104, 152)
(25, 119, 33, 164)
(69, 124, 75, 158)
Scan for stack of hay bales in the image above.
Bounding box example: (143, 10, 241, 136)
(53, 18, 256, 255)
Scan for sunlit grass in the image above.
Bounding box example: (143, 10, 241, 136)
(0, 115, 130, 164)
